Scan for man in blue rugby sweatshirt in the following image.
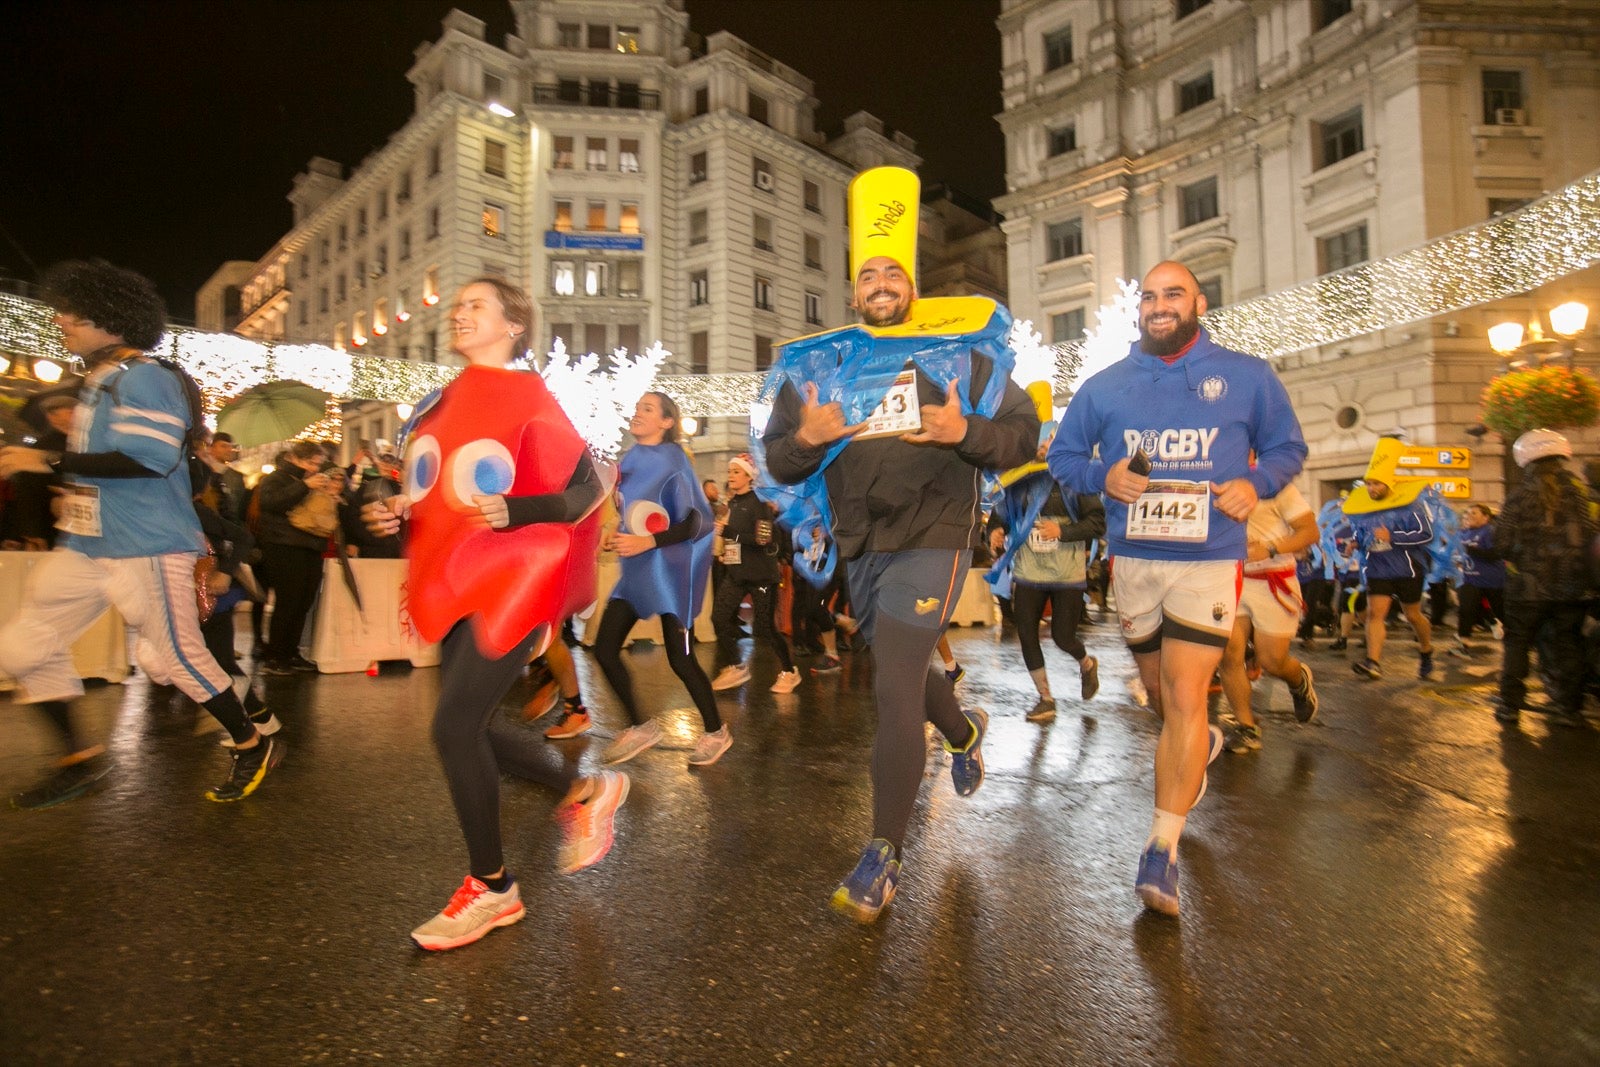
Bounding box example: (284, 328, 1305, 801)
(1049, 261, 1307, 917)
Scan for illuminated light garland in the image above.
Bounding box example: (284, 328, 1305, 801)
(1070, 277, 1141, 392)
(0, 170, 1594, 422)
(535, 339, 669, 459)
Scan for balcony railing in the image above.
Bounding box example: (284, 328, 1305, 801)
(532, 85, 660, 111)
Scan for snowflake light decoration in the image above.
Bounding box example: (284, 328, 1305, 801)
(539, 338, 668, 459)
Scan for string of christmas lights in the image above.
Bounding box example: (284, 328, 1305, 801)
(0, 170, 1593, 422)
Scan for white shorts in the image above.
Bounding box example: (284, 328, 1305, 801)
(1238, 574, 1303, 638)
(1111, 557, 1241, 651)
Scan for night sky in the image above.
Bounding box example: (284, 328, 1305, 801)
(0, 0, 1001, 320)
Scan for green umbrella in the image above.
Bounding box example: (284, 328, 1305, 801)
(215, 380, 332, 448)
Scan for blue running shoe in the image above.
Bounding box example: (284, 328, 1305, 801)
(1136, 840, 1180, 916)
(830, 838, 901, 923)
(946, 708, 988, 797)
(945, 664, 966, 686)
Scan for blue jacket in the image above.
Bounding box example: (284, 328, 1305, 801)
(1349, 501, 1432, 581)
(1459, 524, 1505, 588)
(62, 358, 205, 559)
(1048, 328, 1307, 562)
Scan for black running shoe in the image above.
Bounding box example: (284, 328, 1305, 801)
(12, 756, 111, 810)
(206, 736, 286, 802)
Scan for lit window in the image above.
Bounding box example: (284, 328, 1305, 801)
(553, 200, 573, 233)
(587, 138, 607, 171)
(584, 262, 606, 297)
(482, 204, 505, 239)
(619, 203, 640, 234)
(373, 299, 389, 335)
(334, 322, 347, 350)
(619, 139, 640, 173)
(422, 267, 439, 306)
(553, 136, 574, 170)
(587, 200, 607, 231)
(552, 261, 576, 296)
(616, 25, 640, 53)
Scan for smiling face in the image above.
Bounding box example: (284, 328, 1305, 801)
(449, 282, 521, 366)
(629, 394, 675, 445)
(852, 256, 915, 327)
(727, 463, 752, 494)
(1138, 261, 1206, 357)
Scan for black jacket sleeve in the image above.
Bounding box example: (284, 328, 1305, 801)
(502, 451, 605, 528)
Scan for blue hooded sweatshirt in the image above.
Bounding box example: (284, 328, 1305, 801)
(1048, 327, 1307, 563)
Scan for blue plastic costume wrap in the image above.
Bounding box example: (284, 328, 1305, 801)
(1342, 486, 1460, 587)
(984, 469, 1080, 596)
(748, 302, 1018, 587)
(612, 442, 714, 621)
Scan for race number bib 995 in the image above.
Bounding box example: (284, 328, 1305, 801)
(57, 484, 102, 538)
(1125, 480, 1210, 543)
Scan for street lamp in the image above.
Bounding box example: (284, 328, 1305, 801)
(1489, 298, 1592, 367)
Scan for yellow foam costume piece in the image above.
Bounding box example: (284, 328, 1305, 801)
(1342, 437, 1430, 514)
(849, 165, 919, 288)
(996, 381, 1057, 488)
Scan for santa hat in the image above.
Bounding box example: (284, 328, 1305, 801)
(729, 453, 758, 480)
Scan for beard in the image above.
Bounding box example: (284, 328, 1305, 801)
(859, 289, 911, 327)
(1139, 311, 1200, 357)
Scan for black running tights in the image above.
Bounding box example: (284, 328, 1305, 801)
(592, 599, 720, 732)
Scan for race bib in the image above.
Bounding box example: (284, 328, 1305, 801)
(722, 540, 743, 566)
(57, 484, 102, 538)
(1028, 528, 1059, 553)
(1125, 480, 1210, 543)
(855, 370, 921, 440)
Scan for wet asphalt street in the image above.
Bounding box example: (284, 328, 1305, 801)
(3, 616, 1598, 1066)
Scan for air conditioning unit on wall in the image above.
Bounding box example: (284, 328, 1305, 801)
(1495, 107, 1526, 126)
(754, 171, 775, 191)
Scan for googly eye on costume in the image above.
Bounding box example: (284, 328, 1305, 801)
(625, 499, 670, 536)
(450, 438, 517, 504)
(407, 435, 441, 500)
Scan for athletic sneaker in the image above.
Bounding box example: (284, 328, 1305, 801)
(1223, 721, 1262, 753)
(770, 668, 802, 694)
(11, 755, 111, 810)
(205, 735, 286, 802)
(810, 655, 842, 675)
(1418, 651, 1435, 681)
(1194, 724, 1226, 803)
(288, 655, 318, 673)
(1026, 697, 1057, 723)
(1352, 658, 1383, 680)
(602, 719, 663, 765)
(544, 707, 592, 740)
(220, 709, 282, 748)
(1291, 663, 1319, 723)
(1330, 637, 1348, 652)
(688, 725, 732, 767)
(1136, 840, 1181, 916)
(522, 668, 561, 721)
(556, 770, 629, 874)
(946, 708, 988, 797)
(262, 659, 295, 677)
(1080, 656, 1100, 701)
(410, 876, 525, 951)
(830, 838, 901, 923)
(1490, 620, 1505, 640)
(945, 664, 966, 686)
(711, 663, 750, 691)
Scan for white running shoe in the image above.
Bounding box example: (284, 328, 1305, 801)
(770, 668, 802, 694)
(711, 663, 751, 691)
(688, 726, 733, 766)
(411, 876, 525, 951)
(602, 718, 664, 765)
(556, 770, 630, 874)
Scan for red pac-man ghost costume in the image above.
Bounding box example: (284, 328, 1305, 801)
(402, 364, 602, 656)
